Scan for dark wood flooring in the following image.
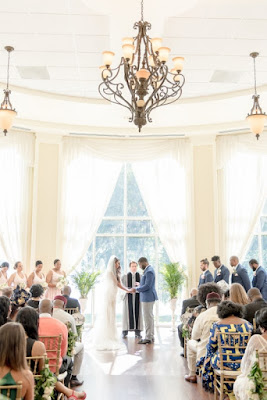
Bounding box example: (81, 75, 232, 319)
(79, 327, 212, 400)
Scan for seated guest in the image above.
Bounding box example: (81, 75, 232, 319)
(1, 287, 13, 299)
(178, 288, 200, 353)
(249, 259, 267, 301)
(197, 282, 222, 308)
(230, 283, 249, 306)
(62, 286, 81, 312)
(9, 286, 30, 321)
(234, 308, 267, 400)
(53, 296, 84, 387)
(230, 256, 251, 292)
(0, 296, 10, 327)
(27, 260, 46, 288)
(185, 292, 221, 383)
(27, 284, 44, 309)
(211, 256, 230, 284)
(16, 307, 86, 400)
(198, 258, 213, 287)
(243, 288, 267, 324)
(202, 301, 253, 392)
(0, 322, 34, 400)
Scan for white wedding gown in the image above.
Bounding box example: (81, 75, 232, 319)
(234, 334, 267, 400)
(93, 255, 126, 351)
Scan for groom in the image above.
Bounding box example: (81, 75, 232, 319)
(130, 257, 158, 344)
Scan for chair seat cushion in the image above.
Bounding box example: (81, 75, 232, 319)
(214, 369, 241, 377)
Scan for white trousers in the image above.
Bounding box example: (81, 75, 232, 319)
(187, 339, 198, 376)
(73, 341, 84, 375)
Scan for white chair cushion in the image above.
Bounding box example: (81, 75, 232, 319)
(214, 369, 241, 377)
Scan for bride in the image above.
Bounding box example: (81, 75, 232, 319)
(93, 255, 131, 351)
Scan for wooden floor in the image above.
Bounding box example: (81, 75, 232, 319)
(79, 327, 212, 400)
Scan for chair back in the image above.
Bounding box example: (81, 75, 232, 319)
(39, 335, 62, 375)
(257, 350, 267, 391)
(253, 318, 256, 331)
(26, 354, 46, 378)
(0, 381, 22, 400)
(217, 331, 252, 371)
(65, 307, 79, 315)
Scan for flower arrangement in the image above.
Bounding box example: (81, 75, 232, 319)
(248, 353, 267, 400)
(66, 322, 78, 357)
(182, 325, 190, 339)
(34, 359, 56, 400)
(0, 283, 8, 290)
(56, 276, 68, 290)
(40, 281, 48, 289)
(18, 282, 26, 289)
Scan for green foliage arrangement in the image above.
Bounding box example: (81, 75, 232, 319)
(160, 262, 186, 300)
(71, 267, 100, 298)
(34, 359, 56, 400)
(66, 322, 78, 357)
(248, 354, 267, 400)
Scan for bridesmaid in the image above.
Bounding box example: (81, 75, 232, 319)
(27, 260, 46, 288)
(0, 262, 9, 295)
(45, 259, 66, 300)
(8, 261, 28, 289)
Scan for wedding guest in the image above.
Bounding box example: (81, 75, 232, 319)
(8, 261, 27, 289)
(234, 308, 267, 400)
(178, 288, 200, 353)
(27, 260, 46, 288)
(0, 262, 9, 295)
(52, 296, 84, 387)
(45, 259, 66, 300)
(230, 283, 249, 306)
(243, 288, 267, 324)
(62, 286, 80, 312)
(198, 259, 213, 287)
(230, 256, 251, 292)
(27, 284, 44, 309)
(1, 287, 13, 299)
(0, 322, 34, 400)
(249, 259, 267, 301)
(201, 301, 252, 392)
(0, 296, 10, 327)
(211, 256, 230, 284)
(122, 261, 143, 338)
(16, 307, 86, 400)
(184, 292, 221, 383)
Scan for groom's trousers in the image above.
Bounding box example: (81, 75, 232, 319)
(142, 301, 155, 341)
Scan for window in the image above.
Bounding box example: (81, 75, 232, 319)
(242, 199, 267, 278)
(75, 163, 171, 325)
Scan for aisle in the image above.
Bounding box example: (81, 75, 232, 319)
(79, 327, 212, 400)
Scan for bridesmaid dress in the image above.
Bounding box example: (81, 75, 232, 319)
(44, 270, 64, 300)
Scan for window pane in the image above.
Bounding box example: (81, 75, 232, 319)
(260, 217, 267, 232)
(261, 235, 267, 269)
(97, 220, 124, 234)
(105, 166, 124, 217)
(243, 235, 259, 279)
(127, 220, 154, 234)
(127, 164, 148, 217)
(126, 237, 156, 266)
(263, 200, 267, 215)
(95, 236, 124, 272)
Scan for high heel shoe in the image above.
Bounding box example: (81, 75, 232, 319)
(67, 390, 87, 400)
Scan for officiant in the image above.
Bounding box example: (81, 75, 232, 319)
(122, 261, 143, 338)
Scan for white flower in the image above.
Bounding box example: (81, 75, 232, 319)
(41, 281, 48, 288)
(56, 276, 68, 289)
(19, 282, 26, 289)
(43, 395, 51, 400)
(0, 283, 8, 290)
(44, 387, 53, 395)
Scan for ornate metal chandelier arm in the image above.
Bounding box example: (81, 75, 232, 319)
(99, 81, 134, 112)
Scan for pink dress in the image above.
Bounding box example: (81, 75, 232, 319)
(44, 270, 65, 300)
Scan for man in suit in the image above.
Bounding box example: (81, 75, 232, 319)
(178, 288, 200, 354)
(230, 256, 251, 292)
(131, 256, 158, 344)
(243, 288, 267, 324)
(198, 258, 213, 287)
(62, 285, 81, 311)
(211, 255, 230, 284)
(249, 259, 267, 301)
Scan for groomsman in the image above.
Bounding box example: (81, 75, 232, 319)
(249, 259, 267, 301)
(211, 255, 230, 284)
(230, 256, 251, 292)
(198, 258, 213, 287)
(121, 261, 143, 338)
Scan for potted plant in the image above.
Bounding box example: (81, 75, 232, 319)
(71, 267, 100, 313)
(160, 262, 186, 331)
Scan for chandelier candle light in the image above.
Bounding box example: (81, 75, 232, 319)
(246, 52, 266, 140)
(99, 0, 185, 132)
(0, 46, 17, 136)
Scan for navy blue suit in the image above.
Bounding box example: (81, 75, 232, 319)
(136, 265, 158, 302)
(198, 269, 213, 287)
(231, 264, 251, 292)
(252, 266, 267, 301)
(214, 265, 230, 284)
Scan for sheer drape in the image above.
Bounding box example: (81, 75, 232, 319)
(0, 132, 34, 264)
(217, 134, 267, 263)
(60, 138, 191, 273)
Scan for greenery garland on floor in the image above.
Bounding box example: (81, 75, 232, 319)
(248, 354, 267, 400)
(34, 359, 57, 400)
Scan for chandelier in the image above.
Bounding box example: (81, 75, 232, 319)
(246, 52, 266, 140)
(98, 0, 185, 132)
(0, 46, 17, 136)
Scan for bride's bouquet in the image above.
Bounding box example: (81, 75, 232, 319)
(56, 276, 68, 290)
(0, 282, 8, 290)
(40, 281, 48, 289)
(18, 282, 26, 289)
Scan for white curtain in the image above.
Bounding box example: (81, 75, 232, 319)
(60, 138, 191, 273)
(0, 132, 35, 265)
(217, 134, 267, 263)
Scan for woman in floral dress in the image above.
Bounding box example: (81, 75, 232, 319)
(45, 259, 67, 300)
